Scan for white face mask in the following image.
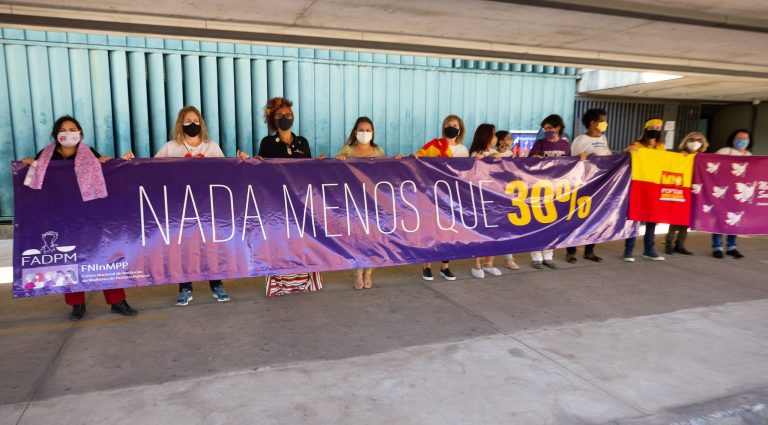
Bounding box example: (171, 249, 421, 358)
(687, 141, 702, 152)
(356, 131, 373, 145)
(57, 131, 81, 147)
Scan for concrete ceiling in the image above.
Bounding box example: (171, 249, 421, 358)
(1, 0, 768, 101)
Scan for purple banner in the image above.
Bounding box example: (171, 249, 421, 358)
(690, 152, 768, 235)
(12, 155, 637, 298)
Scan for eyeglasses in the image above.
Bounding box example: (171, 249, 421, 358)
(275, 114, 294, 120)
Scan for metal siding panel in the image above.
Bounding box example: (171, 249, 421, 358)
(147, 53, 167, 154)
(509, 75, 522, 129)
(314, 63, 330, 156)
(252, 59, 269, 149)
(128, 51, 150, 158)
(200, 56, 220, 144)
(358, 64, 373, 118)
(343, 64, 358, 142)
(27, 46, 54, 151)
(48, 47, 73, 117)
(266, 60, 283, 99)
(109, 50, 130, 157)
(473, 72, 489, 131)
(437, 70, 451, 127)
(90, 50, 115, 156)
(283, 60, 299, 129)
(497, 74, 511, 131)
(297, 61, 315, 153)
(424, 69, 439, 142)
(164, 54, 183, 134)
(487, 73, 500, 128)
(68, 49, 94, 144)
(5, 45, 35, 159)
(217, 57, 236, 157)
(234, 57, 253, 154)
(328, 63, 344, 156)
(371, 66, 387, 147)
(0, 47, 14, 216)
(460, 72, 475, 133)
(411, 68, 427, 153)
(385, 67, 399, 155)
(182, 54, 201, 108)
(398, 68, 413, 156)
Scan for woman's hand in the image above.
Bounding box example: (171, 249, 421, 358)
(98, 155, 111, 163)
(412, 153, 421, 158)
(335, 154, 347, 160)
(393, 153, 404, 159)
(121, 151, 135, 161)
(21, 158, 34, 165)
(624, 145, 638, 153)
(236, 150, 250, 160)
(680, 151, 689, 157)
(578, 152, 587, 161)
(490, 152, 502, 159)
(316, 154, 327, 159)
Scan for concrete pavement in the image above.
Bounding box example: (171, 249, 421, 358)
(1, 233, 767, 424)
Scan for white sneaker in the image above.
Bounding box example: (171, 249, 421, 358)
(642, 254, 665, 261)
(482, 266, 502, 276)
(623, 257, 635, 262)
(470, 268, 485, 279)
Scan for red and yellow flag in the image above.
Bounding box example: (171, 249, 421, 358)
(629, 149, 694, 226)
(416, 138, 452, 157)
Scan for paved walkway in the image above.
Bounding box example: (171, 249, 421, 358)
(1, 234, 767, 425)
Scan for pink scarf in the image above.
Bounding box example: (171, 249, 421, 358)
(24, 142, 108, 201)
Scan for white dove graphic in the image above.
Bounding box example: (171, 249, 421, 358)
(725, 211, 744, 226)
(712, 186, 728, 199)
(734, 182, 755, 203)
(702, 205, 714, 213)
(706, 162, 720, 174)
(691, 184, 702, 195)
(731, 162, 747, 177)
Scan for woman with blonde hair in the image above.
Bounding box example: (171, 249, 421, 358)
(664, 131, 708, 256)
(122, 105, 248, 305)
(414, 114, 468, 281)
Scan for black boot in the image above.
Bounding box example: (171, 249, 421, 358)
(664, 242, 673, 255)
(673, 241, 693, 255)
(111, 300, 138, 316)
(69, 303, 86, 321)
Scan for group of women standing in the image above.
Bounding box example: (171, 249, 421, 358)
(20, 98, 754, 321)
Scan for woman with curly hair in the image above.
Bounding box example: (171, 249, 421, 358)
(257, 97, 326, 297)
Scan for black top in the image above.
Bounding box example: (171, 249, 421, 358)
(257, 133, 312, 158)
(35, 144, 101, 160)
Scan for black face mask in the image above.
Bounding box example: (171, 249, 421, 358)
(444, 126, 460, 139)
(276, 117, 294, 131)
(183, 122, 201, 137)
(644, 129, 661, 140)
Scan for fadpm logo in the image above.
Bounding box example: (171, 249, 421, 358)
(660, 171, 685, 202)
(21, 231, 78, 266)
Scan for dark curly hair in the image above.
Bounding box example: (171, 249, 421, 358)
(263, 97, 294, 133)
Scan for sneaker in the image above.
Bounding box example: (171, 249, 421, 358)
(673, 244, 693, 255)
(712, 250, 724, 259)
(532, 261, 544, 269)
(642, 252, 665, 261)
(470, 268, 485, 278)
(422, 268, 434, 281)
(565, 254, 577, 264)
(664, 243, 674, 255)
(584, 253, 603, 262)
(212, 285, 230, 302)
(542, 259, 558, 269)
(175, 289, 194, 306)
(504, 259, 520, 270)
(623, 256, 636, 262)
(726, 249, 744, 259)
(440, 268, 457, 281)
(111, 300, 138, 316)
(69, 303, 86, 321)
(482, 266, 502, 276)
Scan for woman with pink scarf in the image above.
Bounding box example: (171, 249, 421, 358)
(21, 116, 138, 321)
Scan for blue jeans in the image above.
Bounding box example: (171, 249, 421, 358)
(711, 234, 737, 251)
(624, 222, 657, 257)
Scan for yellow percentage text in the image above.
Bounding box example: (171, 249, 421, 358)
(504, 179, 592, 226)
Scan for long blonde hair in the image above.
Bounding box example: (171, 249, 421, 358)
(172, 106, 209, 144)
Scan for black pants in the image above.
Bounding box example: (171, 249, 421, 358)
(179, 280, 223, 292)
(566, 244, 595, 256)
